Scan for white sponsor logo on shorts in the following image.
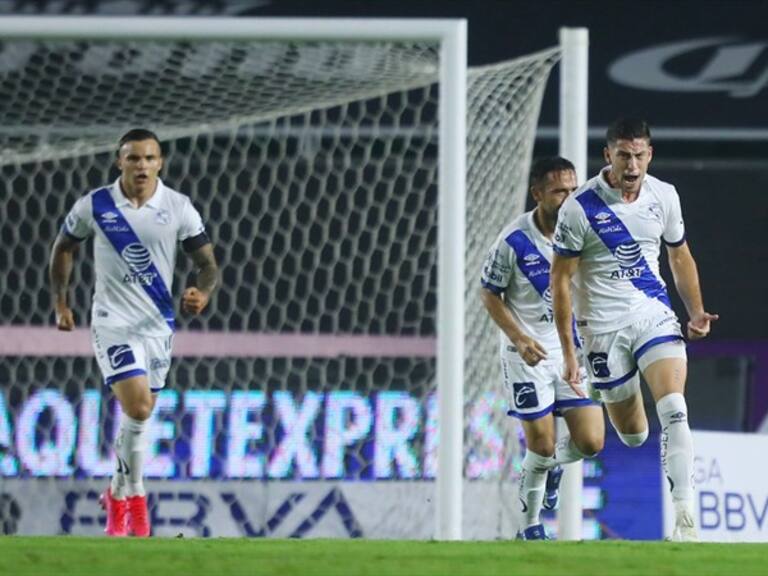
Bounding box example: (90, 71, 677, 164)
(515, 384, 536, 407)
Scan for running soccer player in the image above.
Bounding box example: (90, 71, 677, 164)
(480, 156, 604, 541)
(551, 118, 718, 542)
(49, 129, 218, 537)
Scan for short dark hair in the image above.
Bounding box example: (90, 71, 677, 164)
(529, 156, 575, 189)
(117, 128, 162, 154)
(606, 118, 651, 145)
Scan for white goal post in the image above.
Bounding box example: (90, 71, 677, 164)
(0, 15, 467, 540)
(558, 27, 589, 542)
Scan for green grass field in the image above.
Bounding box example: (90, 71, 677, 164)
(1, 538, 765, 576)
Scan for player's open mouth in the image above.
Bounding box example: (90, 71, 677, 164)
(623, 174, 639, 184)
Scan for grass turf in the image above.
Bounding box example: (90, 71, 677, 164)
(1, 537, 765, 576)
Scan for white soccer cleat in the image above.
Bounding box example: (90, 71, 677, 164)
(671, 505, 699, 542)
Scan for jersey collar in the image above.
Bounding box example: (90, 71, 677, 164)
(597, 166, 647, 200)
(111, 177, 166, 209)
(526, 209, 552, 246)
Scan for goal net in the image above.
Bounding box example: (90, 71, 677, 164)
(0, 18, 560, 538)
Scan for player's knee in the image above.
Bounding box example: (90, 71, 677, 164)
(125, 402, 153, 422)
(574, 434, 604, 457)
(617, 428, 649, 448)
(526, 438, 555, 458)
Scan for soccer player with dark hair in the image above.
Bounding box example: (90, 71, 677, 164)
(480, 156, 604, 540)
(551, 118, 717, 541)
(49, 128, 218, 537)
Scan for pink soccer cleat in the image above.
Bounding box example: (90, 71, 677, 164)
(100, 488, 128, 537)
(127, 495, 150, 537)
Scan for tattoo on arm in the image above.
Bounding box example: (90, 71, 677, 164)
(189, 243, 218, 295)
(49, 234, 79, 305)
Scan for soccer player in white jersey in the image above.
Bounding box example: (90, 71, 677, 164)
(49, 129, 218, 537)
(551, 118, 718, 542)
(481, 157, 604, 540)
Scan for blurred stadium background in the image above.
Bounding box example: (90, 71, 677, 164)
(0, 0, 766, 544)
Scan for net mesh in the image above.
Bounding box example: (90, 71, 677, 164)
(0, 34, 559, 537)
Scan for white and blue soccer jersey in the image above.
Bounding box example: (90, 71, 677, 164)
(481, 211, 562, 363)
(62, 178, 207, 337)
(553, 170, 686, 334)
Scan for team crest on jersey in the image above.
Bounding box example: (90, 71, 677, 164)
(155, 209, 170, 225)
(646, 202, 663, 223)
(512, 382, 538, 409)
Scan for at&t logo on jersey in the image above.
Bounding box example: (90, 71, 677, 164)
(610, 242, 645, 280)
(539, 287, 554, 323)
(121, 243, 157, 286)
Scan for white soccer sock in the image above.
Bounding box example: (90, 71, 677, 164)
(553, 436, 589, 465)
(519, 450, 549, 527)
(110, 427, 127, 500)
(113, 415, 148, 498)
(656, 392, 695, 504)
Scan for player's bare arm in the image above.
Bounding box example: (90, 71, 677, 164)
(480, 287, 547, 366)
(49, 233, 80, 331)
(182, 243, 218, 315)
(550, 252, 584, 394)
(666, 242, 718, 340)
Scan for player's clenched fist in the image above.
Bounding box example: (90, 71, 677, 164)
(182, 287, 210, 315)
(55, 306, 75, 331)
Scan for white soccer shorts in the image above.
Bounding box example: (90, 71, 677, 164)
(582, 309, 687, 404)
(91, 325, 173, 392)
(501, 350, 594, 420)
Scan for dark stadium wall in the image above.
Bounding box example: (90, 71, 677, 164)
(7, 1, 768, 134)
